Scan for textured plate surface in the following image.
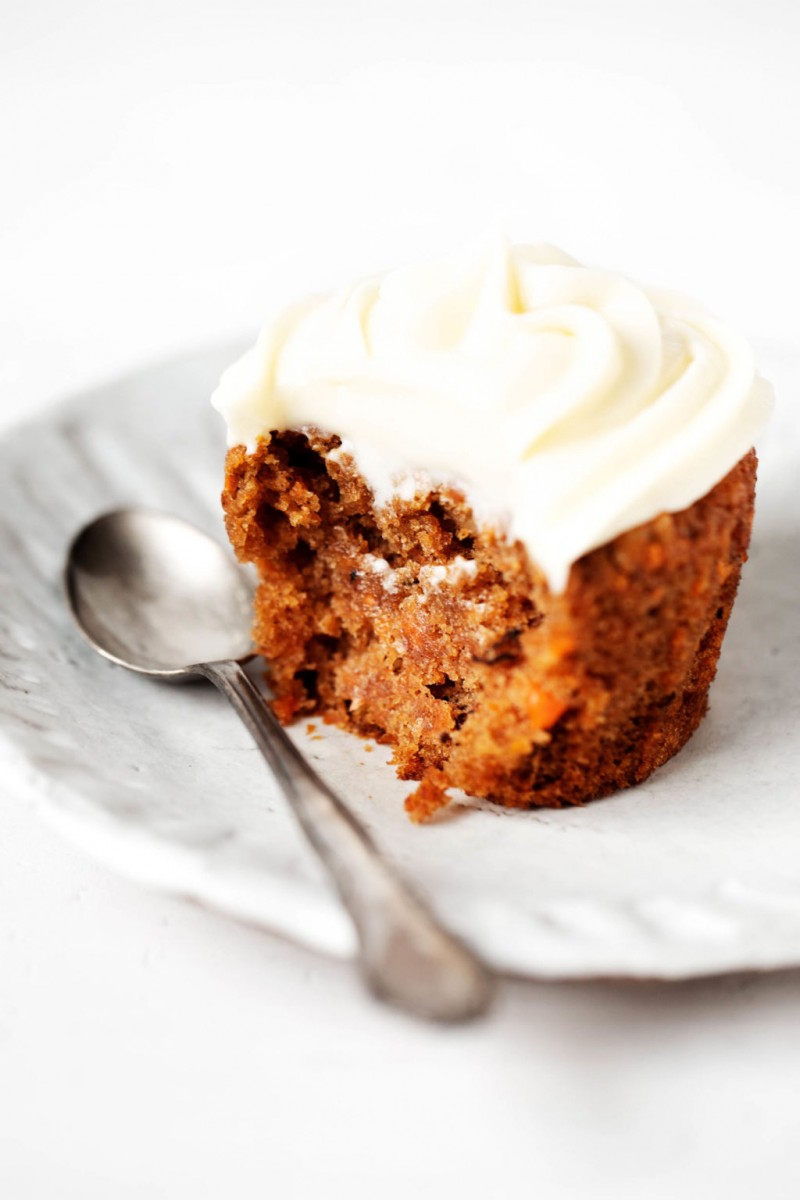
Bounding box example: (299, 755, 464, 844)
(1, 343, 798, 980)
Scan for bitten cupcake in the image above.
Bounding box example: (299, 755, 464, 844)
(212, 240, 772, 820)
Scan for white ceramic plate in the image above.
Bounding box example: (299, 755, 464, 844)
(1, 342, 798, 980)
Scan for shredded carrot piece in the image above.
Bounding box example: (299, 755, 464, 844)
(527, 689, 568, 731)
(647, 543, 665, 569)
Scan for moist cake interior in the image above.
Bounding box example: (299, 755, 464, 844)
(222, 430, 756, 820)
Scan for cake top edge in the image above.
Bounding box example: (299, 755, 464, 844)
(211, 237, 773, 592)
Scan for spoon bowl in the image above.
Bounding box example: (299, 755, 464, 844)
(66, 509, 254, 677)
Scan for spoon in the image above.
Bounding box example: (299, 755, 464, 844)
(64, 509, 494, 1022)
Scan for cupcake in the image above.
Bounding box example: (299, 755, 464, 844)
(212, 240, 772, 820)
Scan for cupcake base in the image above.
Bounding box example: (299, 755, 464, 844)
(221, 433, 757, 820)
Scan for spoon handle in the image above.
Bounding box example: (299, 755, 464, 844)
(199, 659, 493, 1022)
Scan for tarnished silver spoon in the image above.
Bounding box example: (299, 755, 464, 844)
(64, 509, 493, 1022)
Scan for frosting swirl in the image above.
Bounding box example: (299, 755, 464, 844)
(212, 239, 773, 591)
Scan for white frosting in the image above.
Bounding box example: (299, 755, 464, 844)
(212, 239, 773, 592)
(419, 557, 478, 589)
(355, 553, 477, 597)
(359, 553, 399, 594)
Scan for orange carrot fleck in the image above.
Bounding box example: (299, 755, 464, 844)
(647, 543, 665, 569)
(527, 689, 568, 731)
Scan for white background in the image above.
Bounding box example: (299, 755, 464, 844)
(2, 1, 799, 1197)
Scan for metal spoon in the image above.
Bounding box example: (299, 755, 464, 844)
(64, 509, 494, 1022)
